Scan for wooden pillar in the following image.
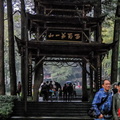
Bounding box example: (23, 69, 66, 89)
(96, 22, 102, 43)
(82, 61, 88, 101)
(94, 0, 102, 43)
(21, 51, 26, 101)
(94, 0, 101, 17)
(94, 0, 102, 91)
(36, 27, 40, 41)
(24, 14, 29, 113)
(33, 57, 44, 101)
(89, 65, 94, 102)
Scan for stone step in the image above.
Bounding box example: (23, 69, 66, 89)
(12, 102, 91, 114)
(11, 101, 92, 120)
(13, 101, 91, 107)
(10, 116, 93, 120)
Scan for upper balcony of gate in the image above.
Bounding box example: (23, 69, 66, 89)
(33, 0, 97, 17)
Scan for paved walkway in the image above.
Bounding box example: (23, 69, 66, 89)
(39, 96, 82, 102)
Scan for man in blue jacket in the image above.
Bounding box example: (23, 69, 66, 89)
(92, 79, 113, 120)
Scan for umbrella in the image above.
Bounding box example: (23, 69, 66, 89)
(65, 81, 72, 84)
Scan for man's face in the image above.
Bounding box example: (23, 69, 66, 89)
(102, 80, 111, 91)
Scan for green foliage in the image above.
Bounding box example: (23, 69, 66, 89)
(102, 53, 112, 79)
(101, 0, 120, 78)
(102, 20, 114, 43)
(102, 19, 114, 78)
(102, 0, 117, 21)
(4, 10, 21, 83)
(44, 63, 82, 85)
(46, 65, 73, 82)
(0, 95, 17, 120)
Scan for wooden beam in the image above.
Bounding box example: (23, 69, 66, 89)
(15, 37, 113, 59)
(82, 57, 96, 71)
(44, 59, 83, 62)
(28, 14, 104, 24)
(35, 0, 96, 7)
(79, 62, 90, 75)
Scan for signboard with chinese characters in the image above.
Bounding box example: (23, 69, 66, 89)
(46, 30, 89, 42)
(28, 65, 32, 96)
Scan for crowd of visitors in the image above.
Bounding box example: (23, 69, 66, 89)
(63, 83, 76, 101)
(40, 81, 76, 102)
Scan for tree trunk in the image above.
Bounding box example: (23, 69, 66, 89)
(7, 0, 17, 95)
(21, 0, 26, 100)
(0, 0, 5, 95)
(111, 0, 120, 84)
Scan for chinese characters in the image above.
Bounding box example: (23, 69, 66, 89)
(48, 31, 81, 41)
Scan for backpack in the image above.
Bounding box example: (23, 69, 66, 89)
(88, 95, 109, 118)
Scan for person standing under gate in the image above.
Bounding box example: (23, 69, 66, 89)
(41, 82, 49, 101)
(67, 83, 73, 102)
(113, 82, 120, 120)
(17, 81, 22, 96)
(63, 83, 68, 101)
(49, 81, 54, 102)
(92, 79, 113, 120)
